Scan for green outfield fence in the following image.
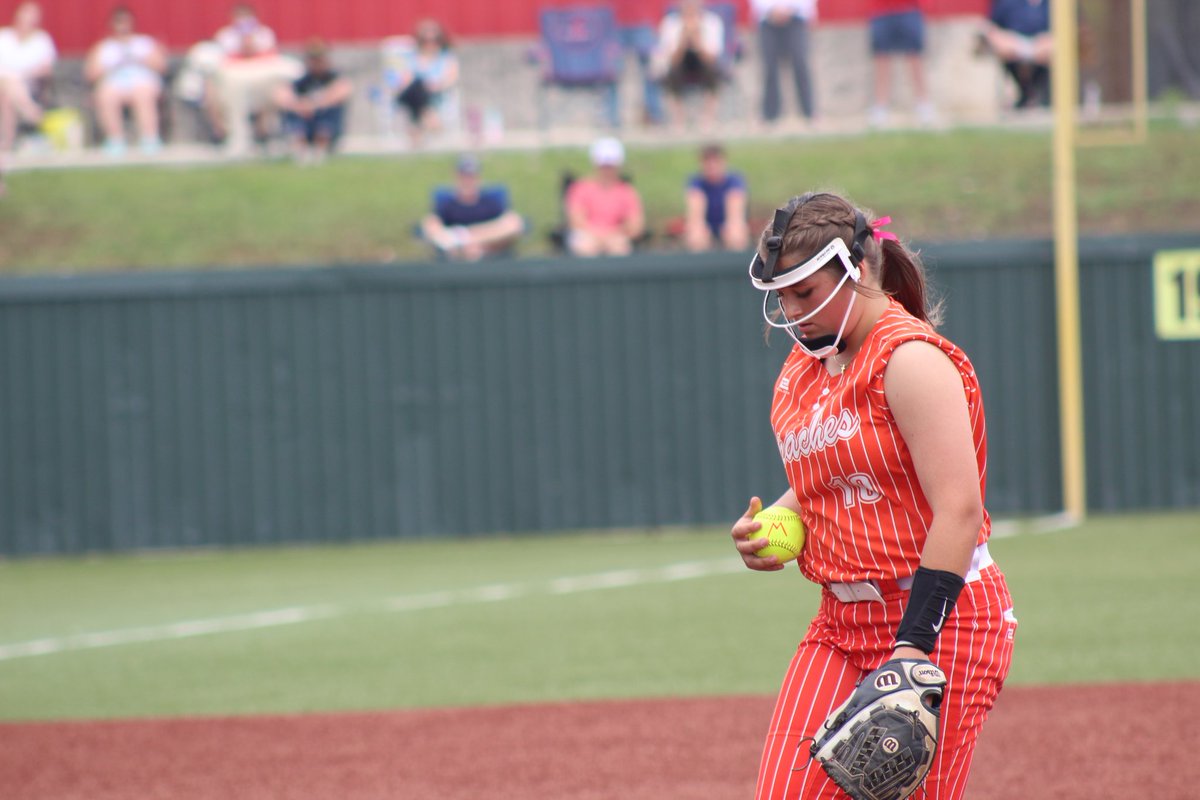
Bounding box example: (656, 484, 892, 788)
(2, 235, 1198, 556)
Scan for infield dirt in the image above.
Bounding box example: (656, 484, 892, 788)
(3, 681, 1196, 799)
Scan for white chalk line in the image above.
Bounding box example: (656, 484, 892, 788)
(0, 558, 744, 663)
(990, 511, 1082, 539)
(0, 606, 339, 662)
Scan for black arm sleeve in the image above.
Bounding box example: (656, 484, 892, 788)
(894, 566, 966, 654)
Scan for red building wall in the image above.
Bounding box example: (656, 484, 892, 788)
(25, 0, 989, 55)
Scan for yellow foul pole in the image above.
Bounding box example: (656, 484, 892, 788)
(1052, 0, 1086, 519)
(1132, 0, 1148, 143)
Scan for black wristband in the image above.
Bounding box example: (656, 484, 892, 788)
(894, 566, 966, 654)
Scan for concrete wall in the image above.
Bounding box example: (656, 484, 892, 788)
(42, 17, 1007, 149)
(343, 17, 1007, 136)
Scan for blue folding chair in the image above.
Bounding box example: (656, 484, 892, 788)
(534, 6, 624, 129)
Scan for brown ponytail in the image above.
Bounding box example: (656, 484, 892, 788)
(877, 237, 942, 327)
(756, 191, 941, 327)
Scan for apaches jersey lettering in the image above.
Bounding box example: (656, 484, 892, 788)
(776, 408, 861, 462)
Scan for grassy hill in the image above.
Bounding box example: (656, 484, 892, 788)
(1, 120, 1197, 275)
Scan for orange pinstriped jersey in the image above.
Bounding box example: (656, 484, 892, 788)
(771, 299, 991, 585)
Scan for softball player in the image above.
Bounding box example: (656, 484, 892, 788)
(731, 192, 1017, 800)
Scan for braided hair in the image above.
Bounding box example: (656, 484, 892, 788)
(755, 192, 941, 327)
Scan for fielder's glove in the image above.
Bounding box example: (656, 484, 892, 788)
(809, 659, 947, 800)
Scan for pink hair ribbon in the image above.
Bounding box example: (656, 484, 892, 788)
(870, 216, 898, 242)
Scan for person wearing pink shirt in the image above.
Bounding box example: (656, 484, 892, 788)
(565, 137, 645, 257)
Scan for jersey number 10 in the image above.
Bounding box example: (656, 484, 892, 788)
(829, 473, 883, 508)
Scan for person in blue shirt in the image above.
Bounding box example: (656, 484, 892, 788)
(684, 143, 749, 252)
(980, 0, 1052, 108)
(419, 154, 524, 261)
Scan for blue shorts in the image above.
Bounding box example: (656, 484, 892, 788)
(283, 105, 345, 144)
(869, 10, 925, 55)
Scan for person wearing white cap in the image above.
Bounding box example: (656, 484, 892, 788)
(564, 137, 645, 257)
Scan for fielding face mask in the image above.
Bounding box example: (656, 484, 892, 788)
(749, 208, 867, 359)
(751, 237, 860, 358)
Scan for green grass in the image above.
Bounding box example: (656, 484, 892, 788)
(0, 510, 1197, 721)
(2, 121, 1198, 274)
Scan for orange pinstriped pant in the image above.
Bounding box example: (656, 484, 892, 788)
(755, 565, 1016, 800)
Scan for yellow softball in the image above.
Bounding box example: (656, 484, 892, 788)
(752, 506, 806, 563)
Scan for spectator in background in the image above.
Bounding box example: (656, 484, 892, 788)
(651, 0, 725, 131)
(85, 5, 166, 156)
(616, 6, 666, 127)
(980, 0, 1052, 108)
(868, 0, 934, 127)
(273, 39, 351, 164)
(0, 1, 55, 193)
(565, 137, 645, 257)
(394, 18, 459, 146)
(207, 3, 301, 153)
(751, 0, 817, 125)
(420, 154, 525, 261)
(684, 143, 749, 252)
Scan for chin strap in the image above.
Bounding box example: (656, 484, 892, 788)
(802, 335, 848, 355)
